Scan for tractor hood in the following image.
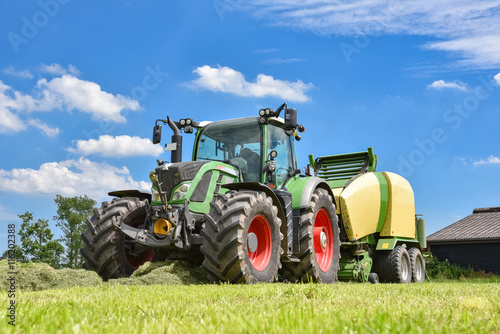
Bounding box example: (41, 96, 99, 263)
(154, 161, 209, 203)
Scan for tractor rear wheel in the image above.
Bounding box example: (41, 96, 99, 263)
(376, 245, 411, 283)
(200, 190, 283, 284)
(80, 197, 155, 280)
(280, 188, 340, 283)
(408, 248, 425, 283)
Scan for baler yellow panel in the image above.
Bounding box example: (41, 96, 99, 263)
(380, 172, 415, 238)
(339, 173, 381, 241)
(331, 187, 343, 214)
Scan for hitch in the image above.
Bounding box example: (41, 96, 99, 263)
(112, 217, 176, 249)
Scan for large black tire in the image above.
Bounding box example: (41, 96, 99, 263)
(408, 247, 425, 283)
(376, 245, 411, 283)
(200, 190, 283, 284)
(80, 197, 155, 280)
(280, 188, 340, 283)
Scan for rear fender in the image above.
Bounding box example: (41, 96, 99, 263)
(286, 176, 336, 210)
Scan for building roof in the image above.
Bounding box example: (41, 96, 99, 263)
(427, 207, 500, 243)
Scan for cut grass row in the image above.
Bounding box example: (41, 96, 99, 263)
(2, 282, 499, 333)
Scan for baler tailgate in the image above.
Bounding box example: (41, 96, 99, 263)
(311, 147, 378, 188)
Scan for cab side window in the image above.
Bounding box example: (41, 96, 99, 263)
(268, 126, 295, 187)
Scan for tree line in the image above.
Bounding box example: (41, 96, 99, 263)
(1, 195, 96, 269)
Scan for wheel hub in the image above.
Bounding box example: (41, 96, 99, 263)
(320, 229, 327, 250)
(247, 232, 258, 253)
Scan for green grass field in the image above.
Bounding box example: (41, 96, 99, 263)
(2, 281, 499, 333)
(1, 260, 499, 333)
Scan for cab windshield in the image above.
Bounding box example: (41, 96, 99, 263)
(196, 118, 262, 182)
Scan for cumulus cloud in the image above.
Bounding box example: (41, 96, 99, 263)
(236, 1, 500, 69)
(191, 65, 313, 102)
(473, 155, 500, 167)
(0, 79, 63, 134)
(427, 80, 468, 92)
(3, 65, 33, 79)
(38, 75, 140, 122)
(0, 158, 150, 199)
(68, 135, 164, 157)
(0, 81, 28, 133)
(0, 64, 140, 135)
(494, 73, 500, 85)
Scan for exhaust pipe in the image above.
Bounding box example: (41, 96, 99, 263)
(167, 117, 182, 163)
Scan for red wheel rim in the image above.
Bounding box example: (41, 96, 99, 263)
(126, 217, 155, 269)
(247, 215, 273, 271)
(313, 208, 333, 272)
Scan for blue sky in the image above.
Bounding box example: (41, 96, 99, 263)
(1, 0, 499, 252)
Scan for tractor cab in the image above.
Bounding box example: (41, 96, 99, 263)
(194, 114, 300, 188)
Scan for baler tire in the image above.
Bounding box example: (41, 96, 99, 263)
(280, 188, 340, 283)
(376, 245, 411, 283)
(80, 197, 155, 281)
(408, 248, 425, 283)
(200, 190, 283, 284)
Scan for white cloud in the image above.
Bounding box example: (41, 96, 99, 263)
(473, 155, 500, 167)
(425, 36, 500, 69)
(191, 65, 313, 102)
(0, 66, 140, 135)
(39, 63, 80, 76)
(27, 119, 60, 137)
(0, 81, 28, 133)
(67, 64, 81, 76)
(494, 73, 500, 85)
(0, 158, 150, 199)
(68, 135, 163, 157)
(38, 75, 140, 122)
(3, 66, 33, 79)
(427, 80, 468, 92)
(236, 1, 500, 69)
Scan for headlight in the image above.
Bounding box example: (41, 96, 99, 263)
(172, 182, 191, 201)
(151, 186, 161, 202)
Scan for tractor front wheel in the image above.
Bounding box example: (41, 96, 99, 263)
(80, 197, 155, 280)
(280, 188, 340, 283)
(200, 190, 283, 284)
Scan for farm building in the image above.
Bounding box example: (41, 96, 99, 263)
(427, 207, 500, 274)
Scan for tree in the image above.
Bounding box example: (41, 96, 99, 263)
(1, 244, 25, 262)
(18, 212, 64, 268)
(54, 194, 96, 268)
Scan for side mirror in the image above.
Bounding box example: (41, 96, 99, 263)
(152, 124, 162, 144)
(284, 108, 297, 130)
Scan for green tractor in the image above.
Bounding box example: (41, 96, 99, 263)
(81, 104, 426, 284)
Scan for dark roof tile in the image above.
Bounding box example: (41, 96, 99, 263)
(427, 207, 500, 242)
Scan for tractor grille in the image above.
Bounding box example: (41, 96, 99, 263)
(156, 161, 208, 201)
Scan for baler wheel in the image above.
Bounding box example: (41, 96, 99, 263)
(280, 188, 340, 283)
(375, 245, 411, 283)
(80, 197, 155, 280)
(200, 190, 283, 283)
(408, 248, 425, 283)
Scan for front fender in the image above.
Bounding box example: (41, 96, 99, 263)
(108, 190, 152, 203)
(222, 182, 286, 226)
